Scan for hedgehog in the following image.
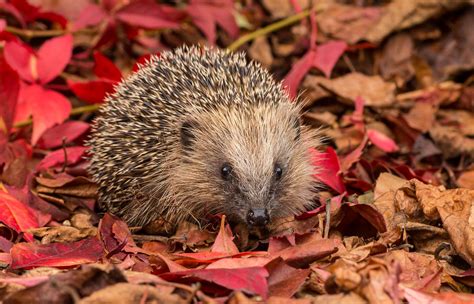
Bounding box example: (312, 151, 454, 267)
(87, 46, 321, 228)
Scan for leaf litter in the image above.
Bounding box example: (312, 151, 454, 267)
(0, 0, 473, 303)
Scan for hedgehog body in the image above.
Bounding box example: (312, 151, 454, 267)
(88, 46, 320, 227)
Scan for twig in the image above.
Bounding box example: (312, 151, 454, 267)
(5, 26, 95, 39)
(227, 9, 313, 52)
(323, 199, 331, 238)
(13, 104, 101, 129)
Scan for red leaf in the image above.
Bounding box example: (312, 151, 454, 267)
(0, 19, 5, 31)
(0, 2, 26, 27)
(34, 12, 68, 28)
(162, 267, 269, 297)
(211, 216, 239, 255)
(9, 0, 38, 23)
(175, 251, 267, 264)
(340, 135, 368, 172)
(206, 257, 271, 269)
(186, 0, 238, 44)
(311, 147, 346, 194)
(0, 56, 20, 134)
(10, 237, 104, 269)
(37, 121, 90, 149)
(0, 191, 39, 242)
(346, 203, 387, 233)
(73, 4, 107, 31)
(15, 84, 71, 145)
(93, 52, 122, 82)
(0, 235, 14, 252)
(68, 79, 114, 104)
(274, 239, 339, 268)
(36, 34, 73, 84)
(3, 40, 35, 83)
(367, 129, 399, 153)
(266, 258, 310, 298)
(283, 51, 315, 99)
(36, 146, 87, 171)
(99, 213, 137, 255)
(350, 95, 365, 128)
(313, 40, 347, 78)
(116, 0, 182, 29)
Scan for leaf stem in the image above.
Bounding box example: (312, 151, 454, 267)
(227, 9, 313, 52)
(13, 104, 101, 129)
(4, 26, 96, 39)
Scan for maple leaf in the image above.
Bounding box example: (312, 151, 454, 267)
(283, 12, 347, 98)
(36, 146, 87, 171)
(4, 34, 73, 84)
(311, 147, 346, 194)
(161, 267, 269, 297)
(0, 190, 39, 242)
(115, 0, 184, 29)
(0, 0, 67, 28)
(68, 52, 122, 104)
(186, 0, 239, 44)
(0, 55, 20, 135)
(73, 0, 184, 48)
(14, 84, 71, 145)
(10, 237, 104, 269)
(37, 121, 90, 150)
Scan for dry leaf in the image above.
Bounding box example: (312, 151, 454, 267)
(303, 73, 396, 107)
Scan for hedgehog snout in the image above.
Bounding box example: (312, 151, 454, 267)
(246, 208, 269, 226)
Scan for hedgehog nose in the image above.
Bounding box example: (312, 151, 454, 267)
(247, 208, 269, 226)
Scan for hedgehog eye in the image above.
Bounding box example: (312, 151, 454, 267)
(221, 163, 232, 180)
(274, 164, 283, 180)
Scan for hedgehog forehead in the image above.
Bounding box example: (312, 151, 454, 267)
(195, 103, 300, 171)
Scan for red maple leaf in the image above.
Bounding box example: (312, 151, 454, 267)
(73, 0, 184, 48)
(0, 0, 67, 28)
(283, 12, 347, 98)
(3, 35, 73, 145)
(0, 191, 39, 242)
(311, 147, 347, 194)
(68, 51, 122, 104)
(10, 237, 104, 269)
(186, 0, 239, 44)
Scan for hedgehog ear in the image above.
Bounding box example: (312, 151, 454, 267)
(180, 119, 199, 151)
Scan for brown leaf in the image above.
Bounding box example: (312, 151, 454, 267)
(430, 125, 474, 158)
(303, 73, 396, 107)
(317, 3, 383, 44)
(3, 266, 126, 304)
(378, 33, 415, 87)
(418, 8, 474, 81)
(403, 103, 436, 132)
(79, 282, 186, 304)
(275, 239, 339, 268)
(261, 0, 309, 19)
(248, 37, 273, 69)
(29, 226, 97, 244)
(364, 0, 470, 43)
(300, 293, 366, 304)
(457, 169, 474, 189)
(435, 188, 474, 266)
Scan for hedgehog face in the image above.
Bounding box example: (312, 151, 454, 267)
(169, 103, 319, 226)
